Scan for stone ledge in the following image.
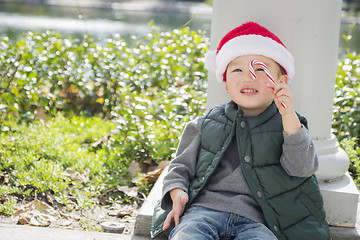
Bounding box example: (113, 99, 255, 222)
(330, 224, 360, 240)
(135, 168, 360, 239)
(320, 173, 360, 228)
(329, 198, 360, 240)
(134, 166, 168, 239)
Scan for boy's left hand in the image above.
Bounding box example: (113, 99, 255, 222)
(267, 82, 302, 135)
(267, 82, 294, 116)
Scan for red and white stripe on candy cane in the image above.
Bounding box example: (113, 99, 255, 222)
(249, 60, 287, 109)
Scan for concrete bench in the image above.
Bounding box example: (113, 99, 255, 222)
(134, 168, 360, 239)
(134, 167, 169, 239)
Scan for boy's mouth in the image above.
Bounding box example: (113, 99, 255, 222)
(240, 88, 258, 93)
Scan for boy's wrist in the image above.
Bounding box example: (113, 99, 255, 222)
(170, 188, 184, 200)
(281, 111, 297, 120)
(280, 109, 295, 117)
(282, 112, 302, 135)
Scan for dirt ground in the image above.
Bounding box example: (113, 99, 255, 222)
(0, 202, 139, 235)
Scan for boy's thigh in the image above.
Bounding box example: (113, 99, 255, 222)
(232, 216, 277, 240)
(169, 206, 228, 240)
(168, 206, 277, 240)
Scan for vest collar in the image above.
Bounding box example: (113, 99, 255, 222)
(224, 101, 279, 128)
(224, 101, 241, 120)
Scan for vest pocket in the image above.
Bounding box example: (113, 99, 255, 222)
(298, 194, 326, 222)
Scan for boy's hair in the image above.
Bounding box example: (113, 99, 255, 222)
(278, 63, 287, 76)
(204, 21, 294, 82)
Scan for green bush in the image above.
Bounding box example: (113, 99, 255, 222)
(0, 114, 154, 211)
(0, 24, 209, 126)
(333, 51, 360, 141)
(340, 138, 360, 186)
(332, 31, 360, 188)
(0, 25, 208, 214)
(0, 87, 206, 212)
(0, 115, 119, 207)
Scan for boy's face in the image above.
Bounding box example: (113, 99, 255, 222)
(225, 55, 288, 116)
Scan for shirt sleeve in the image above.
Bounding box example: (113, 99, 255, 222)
(280, 125, 319, 178)
(161, 116, 204, 211)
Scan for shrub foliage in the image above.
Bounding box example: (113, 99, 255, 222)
(333, 50, 360, 186)
(0, 25, 208, 123)
(333, 52, 360, 141)
(0, 26, 208, 214)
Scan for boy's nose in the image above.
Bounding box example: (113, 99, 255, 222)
(242, 70, 256, 82)
(249, 71, 257, 80)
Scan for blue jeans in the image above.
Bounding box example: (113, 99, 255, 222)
(169, 206, 278, 240)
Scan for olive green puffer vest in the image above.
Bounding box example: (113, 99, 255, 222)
(151, 101, 329, 240)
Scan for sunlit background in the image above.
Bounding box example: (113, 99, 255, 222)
(0, 0, 359, 57)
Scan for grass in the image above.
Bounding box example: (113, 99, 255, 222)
(0, 113, 143, 215)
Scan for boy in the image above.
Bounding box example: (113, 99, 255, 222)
(151, 22, 329, 240)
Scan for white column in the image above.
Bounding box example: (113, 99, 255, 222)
(207, 0, 359, 227)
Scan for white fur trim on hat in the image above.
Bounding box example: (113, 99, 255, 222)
(205, 35, 295, 82)
(204, 50, 217, 72)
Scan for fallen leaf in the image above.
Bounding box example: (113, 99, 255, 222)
(29, 213, 51, 227)
(116, 210, 132, 218)
(46, 191, 55, 205)
(139, 157, 156, 173)
(107, 204, 134, 218)
(117, 186, 138, 198)
(17, 212, 31, 225)
(142, 160, 170, 184)
(157, 160, 170, 169)
(143, 168, 164, 184)
(62, 168, 89, 183)
(128, 161, 141, 178)
(0, 173, 9, 185)
(35, 107, 49, 127)
(58, 219, 73, 227)
(13, 199, 60, 227)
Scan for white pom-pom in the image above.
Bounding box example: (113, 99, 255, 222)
(204, 50, 217, 72)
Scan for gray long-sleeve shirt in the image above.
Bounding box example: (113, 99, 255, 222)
(161, 116, 318, 224)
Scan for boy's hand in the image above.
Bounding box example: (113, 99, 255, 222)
(162, 189, 189, 231)
(267, 82, 294, 115)
(267, 82, 301, 135)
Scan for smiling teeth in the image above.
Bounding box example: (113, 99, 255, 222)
(242, 89, 257, 93)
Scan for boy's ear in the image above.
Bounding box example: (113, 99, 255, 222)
(279, 75, 289, 84)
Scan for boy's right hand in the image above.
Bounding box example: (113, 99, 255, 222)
(162, 188, 189, 231)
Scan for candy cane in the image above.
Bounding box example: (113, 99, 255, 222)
(249, 60, 287, 109)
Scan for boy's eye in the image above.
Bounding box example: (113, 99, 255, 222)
(255, 68, 265, 72)
(232, 68, 242, 72)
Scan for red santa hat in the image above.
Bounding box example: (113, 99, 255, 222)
(204, 21, 295, 82)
